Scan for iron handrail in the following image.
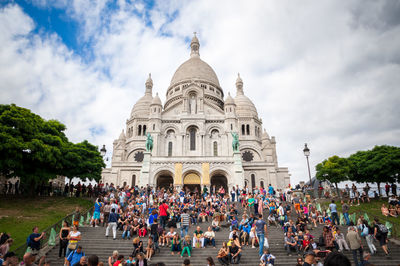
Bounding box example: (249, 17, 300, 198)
(11, 206, 94, 259)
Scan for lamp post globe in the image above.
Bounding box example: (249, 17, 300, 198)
(100, 144, 107, 157)
(303, 143, 312, 188)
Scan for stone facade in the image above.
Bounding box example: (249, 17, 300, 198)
(102, 34, 290, 191)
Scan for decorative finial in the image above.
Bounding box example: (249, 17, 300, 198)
(236, 73, 243, 95)
(145, 73, 153, 95)
(190, 32, 200, 57)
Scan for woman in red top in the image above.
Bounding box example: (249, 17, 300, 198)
(158, 200, 169, 229)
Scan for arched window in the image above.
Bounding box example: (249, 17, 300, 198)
(251, 174, 256, 189)
(260, 181, 264, 188)
(138, 125, 142, 136)
(213, 141, 218, 156)
(255, 126, 258, 137)
(153, 124, 155, 130)
(246, 124, 250, 135)
(231, 124, 233, 130)
(189, 128, 196, 150)
(143, 125, 147, 135)
(241, 124, 245, 135)
(168, 142, 173, 157)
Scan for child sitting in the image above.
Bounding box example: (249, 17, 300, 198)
(181, 235, 192, 258)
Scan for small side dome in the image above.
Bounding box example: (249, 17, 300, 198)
(225, 92, 235, 105)
(234, 94, 258, 117)
(151, 93, 162, 106)
(130, 94, 152, 117)
(233, 74, 258, 117)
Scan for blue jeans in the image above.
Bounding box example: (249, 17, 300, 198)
(257, 233, 264, 256)
(122, 230, 130, 239)
(331, 212, 340, 225)
(344, 212, 350, 225)
(181, 225, 189, 237)
(352, 247, 363, 266)
(160, 215, 167, 229)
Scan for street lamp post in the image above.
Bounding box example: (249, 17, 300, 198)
(303, 143, 312, 188)
(100, 145, 107, 157)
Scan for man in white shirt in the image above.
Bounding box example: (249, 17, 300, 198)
(166, 227, 177, 246)
(204, 227, 216, 248)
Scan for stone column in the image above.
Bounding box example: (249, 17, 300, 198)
(232, 151, 245, 187)
(138, 151, 151, 187)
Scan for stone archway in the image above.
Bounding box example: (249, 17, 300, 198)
(210, 174, 228, 194)
(183, 172, 201, 193)
(156, 171, 174, 191)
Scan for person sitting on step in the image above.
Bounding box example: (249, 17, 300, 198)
(228, 242, 242, 264)
(204, 227, 216, 248)
(192, 226, 204, 248)
(171, 233, 182, 255)
(284, 232, 298, 256)
(181, 235, 192, 258)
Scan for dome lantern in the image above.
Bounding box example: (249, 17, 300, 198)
(145, 73, 153, 95)
(190, 32, 200, 58)
(236, 73, 244, 95)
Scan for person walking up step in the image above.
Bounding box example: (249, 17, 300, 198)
(105, 208, 118, 240)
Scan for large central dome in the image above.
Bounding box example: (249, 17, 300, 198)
(170, 34, 220, 87)
(171, 57, 220, 87)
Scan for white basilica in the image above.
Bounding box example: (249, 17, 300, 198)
(101, 34, 290, 192)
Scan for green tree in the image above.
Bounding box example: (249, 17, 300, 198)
(349, 145, 400, 196)
(316, 155, 350, 198)
(0, 104, 105, 194)
(62, 140, 105, 182)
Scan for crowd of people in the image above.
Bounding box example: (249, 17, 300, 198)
(1, 181, 398, 266)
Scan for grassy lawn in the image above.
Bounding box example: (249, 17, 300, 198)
(0, 197, 93, 249)
(321, 198, 400, 238)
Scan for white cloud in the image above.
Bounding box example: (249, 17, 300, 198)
(1, 1, 399, 185)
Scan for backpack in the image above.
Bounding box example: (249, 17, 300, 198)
(361, 225, 369, 237)
(378, 224, 388, 234)
(26, 235, 32, 247)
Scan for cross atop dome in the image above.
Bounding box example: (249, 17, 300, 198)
(190, 32, 200, 58)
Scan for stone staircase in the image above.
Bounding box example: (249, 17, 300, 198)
(45, 205, 400, 265)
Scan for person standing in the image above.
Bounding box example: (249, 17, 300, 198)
(329, 200, 339, 225)
(230, 187, 236, 202)
(27, 226, 46, 259)
(180, 209, 190, 237)
(159, 200, 169, 229)
(73, 207, 81, 228)
(385, 183, 390, 197)
(93, 198, 103, 227)
(373, 218, 389, 256)
(59, 221, 70, 258)
(255, 214, 268, 257)
(106, 208, 119, 240)
(347, 226, 363, 266)
(341, 200, 350, 225)
(391, 183, 397, 196)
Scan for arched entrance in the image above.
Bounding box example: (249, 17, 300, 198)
(131, 175, 136, 187)
(183, 172, 201, 193)
(210, 174, 228, 194)
(156, 172, 174, 190)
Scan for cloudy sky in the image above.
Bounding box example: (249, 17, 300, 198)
(1, 0, 399, 185)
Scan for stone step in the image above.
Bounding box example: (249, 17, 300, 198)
(45, 203, 400, 266)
